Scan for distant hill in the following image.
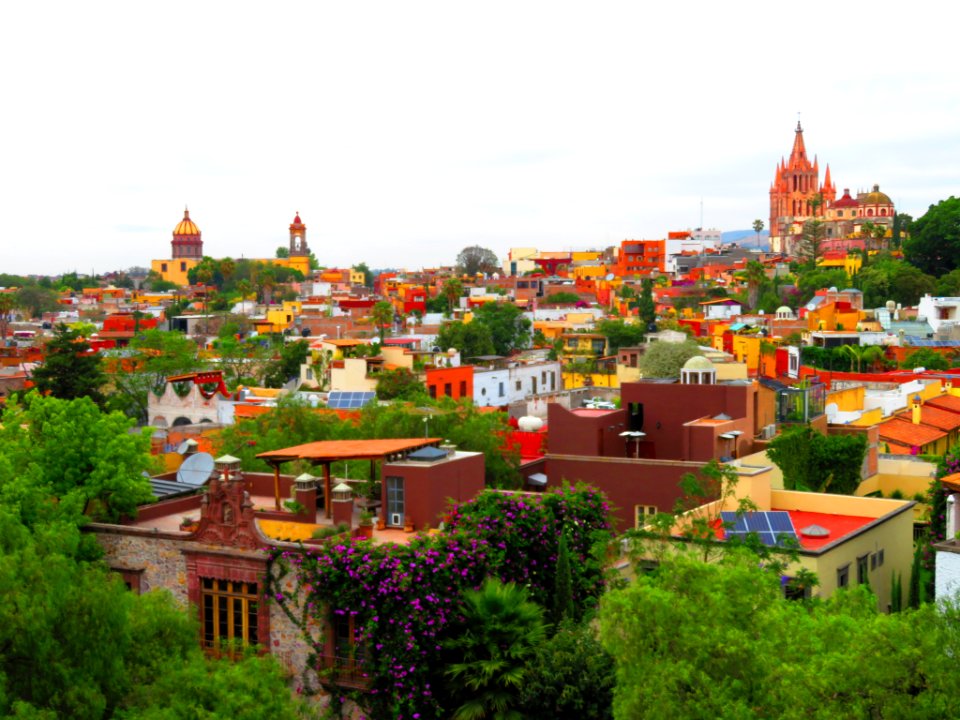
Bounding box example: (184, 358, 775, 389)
(722, 229, 769, 245)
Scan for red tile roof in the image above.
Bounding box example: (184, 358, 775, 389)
(878, 417, 945, 448)
(896, 404, 960, 432)
(927, 394, 960, 414)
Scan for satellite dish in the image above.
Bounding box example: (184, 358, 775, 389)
(176, 438, 199, 455)
(177, 452, 215, 487)
(605, 273, 615, 281)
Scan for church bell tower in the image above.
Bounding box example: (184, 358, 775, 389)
(289, 212, 309, 257)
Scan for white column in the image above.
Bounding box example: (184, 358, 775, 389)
(947, 494, 958, 540)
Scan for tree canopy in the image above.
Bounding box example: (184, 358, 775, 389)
(905, 195, 960, 276)
(901, 347, 951, 371)
(455, 245, 500, 276)
(472, 302, 531, 356)
(601, 551, 960, 720)
(437, 320, 496, 359)
(767, 425, 867, 494)
(0, 393, 155, 531)
(31, 324, 107, 407)
(597, 318, 646, 354)
(106, 329, 203, 423)
(856, 258, 936, 308)
(637, 339, 702, 378)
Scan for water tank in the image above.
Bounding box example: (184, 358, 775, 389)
(517, 416, 544, 432)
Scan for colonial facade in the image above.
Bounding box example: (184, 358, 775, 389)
(769, 124, 895, 255)
(151, 208, 204, 286)
(769, 122, 835, 254)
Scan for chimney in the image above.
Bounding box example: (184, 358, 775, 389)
(215, 454, 242, 483)
(911, 394, 923, 425)
(331, 482, 354, 529)
(294, 472, 318, 518)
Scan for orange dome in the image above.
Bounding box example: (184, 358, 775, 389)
(173, 208, 200, 236)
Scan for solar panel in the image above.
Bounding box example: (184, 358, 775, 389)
(720, 511, 798, 548)
(327, 391, 376, 409)
(767, 511, 796, 534)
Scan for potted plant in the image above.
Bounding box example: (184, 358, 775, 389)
(358, 510, 374, 539)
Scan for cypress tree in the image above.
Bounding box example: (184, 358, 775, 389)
(553, 529, 575, 624)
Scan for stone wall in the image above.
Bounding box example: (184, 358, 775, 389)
(96, 527, 192, 604)
(92, 526, 315, 685)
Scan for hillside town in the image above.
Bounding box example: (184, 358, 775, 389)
(4, 121, 960, 719)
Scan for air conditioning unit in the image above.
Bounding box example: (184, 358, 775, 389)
(762, 424, 777, 440)
(390, 513, 402, 527)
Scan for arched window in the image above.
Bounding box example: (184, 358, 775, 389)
(867, 209, 874, 217)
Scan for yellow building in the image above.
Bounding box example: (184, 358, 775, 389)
(641, 462, 916, 608)
(152, 209, 204, 286)
(151, 257, 200, 286)
(252, 301, 302, 334)
(151, 209, 312, 286)
(806, 301, 862, 332)
(817, 252, 862, 277)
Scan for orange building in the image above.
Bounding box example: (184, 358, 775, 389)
(425, 365, 473, 401)
(617, 239, 665, 277)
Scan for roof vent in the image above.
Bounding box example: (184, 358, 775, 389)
(800, 524, 830, 538)
(407, 446, 449, 463)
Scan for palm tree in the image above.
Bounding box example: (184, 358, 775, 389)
(236, 279, 253, 303)
(838, 343, 886, 373)
(0, 293, 16, 340)
(369, 301, 394, 343)
(445, 578, 547, 720)
(443, 277, 464, 315)
(752, 219, 764, 249)
(743, 260, 767, 311)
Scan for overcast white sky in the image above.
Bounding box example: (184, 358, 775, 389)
(2, 1, 957, 276)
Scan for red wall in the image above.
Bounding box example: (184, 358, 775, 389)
(547, 405, 629, 458)
(546, 455, 710, 532)
(619, 381, 757, 461)
(381, 452, 485, 530)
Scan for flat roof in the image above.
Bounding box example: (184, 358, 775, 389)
(256, 438, 443, 464)
(780, 509, 876, 551)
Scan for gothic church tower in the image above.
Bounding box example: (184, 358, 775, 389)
(768, 123, 835, 253)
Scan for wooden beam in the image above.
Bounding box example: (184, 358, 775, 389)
(273, 464, 282, 511)
(324, 463, 332, 518)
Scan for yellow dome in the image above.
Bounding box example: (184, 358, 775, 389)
(173, 208, 200, 236)
(861, 184, 893, 206)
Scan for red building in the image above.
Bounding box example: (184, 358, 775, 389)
(540, 368, 773, 530)
(98, 312, 160, 345)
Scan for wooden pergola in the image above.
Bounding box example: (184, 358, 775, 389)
(256, 438, 442, 517)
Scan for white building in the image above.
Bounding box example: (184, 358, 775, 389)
(917, 294, 960, 334)
(472, 358, 562, 407)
